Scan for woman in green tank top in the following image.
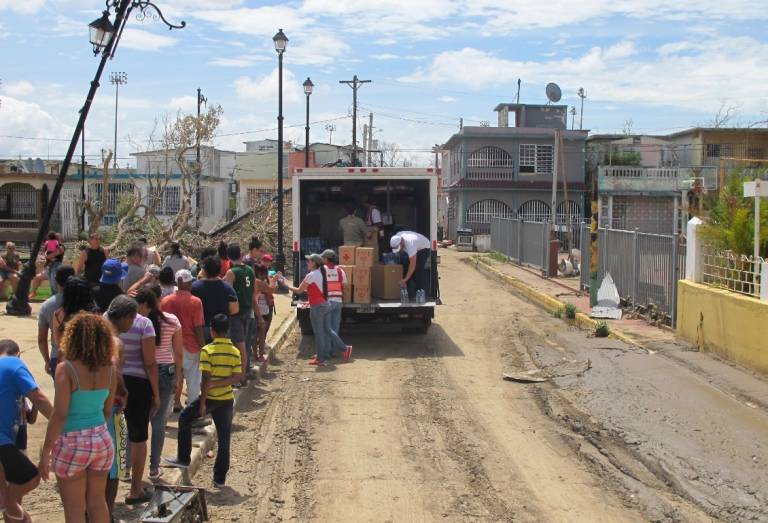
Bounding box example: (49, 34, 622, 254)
(39, 312, 117, 523)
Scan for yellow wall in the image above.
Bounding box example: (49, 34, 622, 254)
(677, 280, 768, 374)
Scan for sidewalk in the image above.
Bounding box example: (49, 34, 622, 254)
(0, 291, 296, 522)
(460, 250, 678, 348)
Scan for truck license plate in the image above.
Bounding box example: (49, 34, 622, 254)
(356, 305, 376, 314)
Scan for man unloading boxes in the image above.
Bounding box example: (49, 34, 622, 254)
(390, 231, 431, 299)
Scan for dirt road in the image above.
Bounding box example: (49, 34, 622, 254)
(202, 252, 724, 522)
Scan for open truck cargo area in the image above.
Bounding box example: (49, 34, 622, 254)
(292, 167, 440, 333)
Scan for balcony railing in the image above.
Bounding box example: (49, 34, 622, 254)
(599, 165, 718, 192)
(465, 167, 515, 181)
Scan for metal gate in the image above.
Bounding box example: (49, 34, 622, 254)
(60, 188, 81, 240)
(580, 225, 685, 326)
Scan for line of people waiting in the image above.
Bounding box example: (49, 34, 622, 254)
(0, 235, 278, 522)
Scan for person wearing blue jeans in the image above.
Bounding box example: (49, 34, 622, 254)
(286, 254, 350, 366)
(320, 249, 352, 362)
(148, 364, 175, 478)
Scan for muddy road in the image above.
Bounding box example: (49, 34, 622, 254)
(201, 251, 768, 522)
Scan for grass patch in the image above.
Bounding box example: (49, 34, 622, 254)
(564, 302, 577, 319)
(594, 321, 610, 338)
(553, 308, 563, 319)
(488, 251, 508, 263)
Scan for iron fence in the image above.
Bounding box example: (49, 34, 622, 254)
(580, 225, 685, 326)
(702, 249, 763, 298)
(490, 217, 551, 271)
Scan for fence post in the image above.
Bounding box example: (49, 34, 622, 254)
(761, 262, 768, 301)
(516, 219, 522, 264)
(544, 221, 551, 276)
(685, 217, 704, 283)
(631, 229, 639, 306)
(671, 234, 679, 326)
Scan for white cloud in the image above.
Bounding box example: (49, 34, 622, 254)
(3, 81, 35, 98)
(290, 33, 350, 66)
(234, 68, 302, 104)
(400, 36, 768, 112)
(0, 22, 8, 39)
(439, 96, 457, 103)
(0, 97, 73, 158)
(0, 0, 44, 14)
(371, 53, 400, 60)
(193, 6, 312, 36)
(119, 28, 177, 51)
(168, 96, 198, 112)
(209, 55, 270, 67)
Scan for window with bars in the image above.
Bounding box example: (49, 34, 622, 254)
(465, 199, 515, 224)
(157, 186, 181, 216)
(467, 146, 514, 168)
(555, 200, 582, 224)
(198, 187, 216, 218)
(519, 144, 553, 175)
(518, 200, 551, 222)
(247, 188, 275, 208)
(89, 182, 134, 215)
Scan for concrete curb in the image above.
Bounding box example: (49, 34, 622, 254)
(465, 256, 641, 347)
(162, 312, 298, 487)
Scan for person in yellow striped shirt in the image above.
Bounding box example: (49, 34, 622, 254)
(163, 314, 242, 488)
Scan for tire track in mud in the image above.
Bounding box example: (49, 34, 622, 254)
(399, 341, 534, 522)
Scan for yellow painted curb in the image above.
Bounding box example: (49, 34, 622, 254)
(466, 256, 641, 347)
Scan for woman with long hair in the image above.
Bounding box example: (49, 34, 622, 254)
(52, 277, 97, 349)
(217, 241, 231, 278)
(135, 287, 182, 481)
(39, 312, 117, 523)
(161, 242, 190, 275)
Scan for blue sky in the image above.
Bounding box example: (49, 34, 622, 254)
(1, 0, 767, 167)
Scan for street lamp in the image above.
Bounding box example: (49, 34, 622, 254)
(7, 0, 185, 316)
(303, 77, 313, 168)
(273, 28, 288, 274)
(88, 11, 116, 54)
(110, 71, 127, 170)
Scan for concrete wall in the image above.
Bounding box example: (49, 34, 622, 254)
(677, 280, 768, 375)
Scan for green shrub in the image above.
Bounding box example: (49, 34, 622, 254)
(594, 321, 609, 338)
(488, 251, 508, 263)
(564, 302, 577, 319)
(553, 308, 562, 319)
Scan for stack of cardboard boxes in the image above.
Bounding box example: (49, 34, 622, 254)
(337, 245, 401, 304)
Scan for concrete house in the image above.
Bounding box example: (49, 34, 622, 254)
(441, 103, 588, 238)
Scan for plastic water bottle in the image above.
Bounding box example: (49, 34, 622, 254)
(417, 290, 426, 304)
(400, 287, 409, 304)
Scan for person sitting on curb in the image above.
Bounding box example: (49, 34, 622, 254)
(164, 314, 242, 489)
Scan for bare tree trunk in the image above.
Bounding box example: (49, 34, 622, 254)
(81, 151, 113, 235)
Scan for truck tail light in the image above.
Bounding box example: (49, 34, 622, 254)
(293, 241, 299, 252)
(432, 240, 437, 251)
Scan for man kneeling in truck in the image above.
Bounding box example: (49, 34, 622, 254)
(390, 231, 431, 299)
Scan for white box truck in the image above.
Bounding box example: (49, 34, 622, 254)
(291, 167, 440, 333)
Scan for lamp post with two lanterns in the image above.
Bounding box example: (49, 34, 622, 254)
(6, 0, 185, 316)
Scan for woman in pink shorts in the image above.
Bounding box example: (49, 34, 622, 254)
(39, 312, 117, 523)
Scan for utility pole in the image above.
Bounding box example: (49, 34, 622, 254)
(339, 75, 371, 166)
(570, 107, 577, 130)
(325, 123, 336, 144)
(80, 127, 86, 234)
(109, 71, 127, 170)
(577, 88, 586, 130)
(516, 78, 521, 104)
(362, 124, 368, 166)
(367, 112, 374, 167)
(195, 87, 207, 228)
(551, 128, 560, 228)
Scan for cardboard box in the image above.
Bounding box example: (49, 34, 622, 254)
(342, 283, 353, 304)
(352, 266, 371, 303)
(372, 264, 402, 300)
(339, 246, 357, 266)
(338, 265, 355, 286)
(356, 247, 375, 268)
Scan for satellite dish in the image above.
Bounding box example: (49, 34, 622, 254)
(546, 82, 562, 103)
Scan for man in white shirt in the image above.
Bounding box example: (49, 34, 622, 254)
(364, 199, 384, 252)
(390, 231, 431, 299)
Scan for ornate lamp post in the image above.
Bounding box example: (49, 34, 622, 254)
(6, 0, 185, 316)
(303, 77, 313, 168)
(273, 28, 288, 274)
